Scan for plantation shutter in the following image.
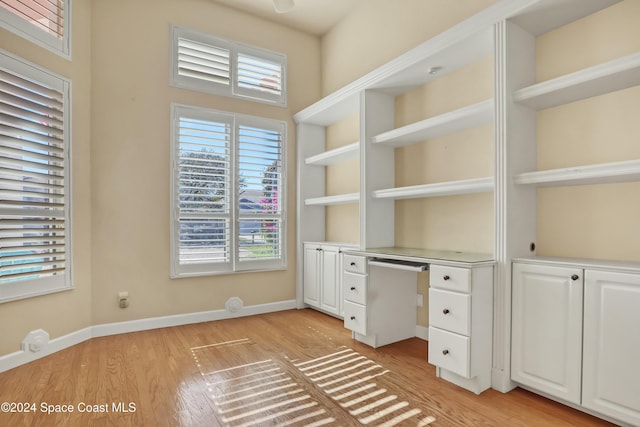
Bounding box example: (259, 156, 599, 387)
(0, 0, 65, 39)
(177, 38, 231, 86)
(0, 58, 69, 300)
(237, 121, 283, 268)
(171, 106, 286, 277)
(171, 26, 286, 106)
(174, 109, 233, 274)
(235, 51, 285, 104)
(0, 0, 69, 56)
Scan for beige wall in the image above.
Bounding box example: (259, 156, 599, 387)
(321, 0, 496, 95)
(89, 0, 320, 325)
(0, 0, 93, 355)
(0, 0, 320, 357)
(535, 0, 640, 262)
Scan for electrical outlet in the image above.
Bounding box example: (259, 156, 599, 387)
(118, 291, 129, 308)
(416, 293, 424, 307)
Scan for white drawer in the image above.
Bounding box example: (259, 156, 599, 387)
(344, 254, 367, 275)
(343, 271, 367, 305)
(428, 327, 470, 378)
(430, 265, 471, 293)
(429, 289, 471, 336)
(343, 301, 367, 335)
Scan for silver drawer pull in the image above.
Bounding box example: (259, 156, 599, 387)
(442, 349, 449, 356)
(443, 308, 450, 315)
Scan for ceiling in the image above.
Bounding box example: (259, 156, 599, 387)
(208, 0, 365, 36)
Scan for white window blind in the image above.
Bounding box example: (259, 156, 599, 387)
(171, 25, 287, 107)
(0, 0, 70, 57)
(177, 38, 231, 86)
(171, 105, 285, 277)
(0, 51, 71, 302)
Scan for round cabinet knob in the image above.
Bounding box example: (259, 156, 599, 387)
(350, 316, 356, 321)
(442, 349, 449, 355)
(443, 308, 450, 315)
(571, 274, 579, 281)
(443, 275, 450, 281)
(350, 287, 356, 291)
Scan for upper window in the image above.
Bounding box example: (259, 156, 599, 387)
(170, 104, 286, 277)
(0, 49, 71, 302)
(171, 25, 287, 107)
(0, 0, 71, 58)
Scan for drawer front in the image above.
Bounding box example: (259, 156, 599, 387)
(343, 271, 367, 305)
(428, 327, 470, 378)
(430, 265, 471, 293)
(429, 289, 471, 336)
(343, 301, 367, 335)
(344, 254, 367, 275)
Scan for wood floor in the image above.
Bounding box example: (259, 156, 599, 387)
(0, 309, 616, 426)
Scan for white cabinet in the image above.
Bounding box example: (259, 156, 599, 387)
(512, 259, 640, 426)
(511, 263, 583, 404)
(583, 270, 640, 426)
(428, 264, 493, 394)
(303, 242, 352, 317)
(342, 256, 425, 349)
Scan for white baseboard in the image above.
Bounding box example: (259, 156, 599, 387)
(415, 325, 429, 341)
(0, 299, 296, 374)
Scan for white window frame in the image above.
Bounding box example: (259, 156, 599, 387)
(170, 104, 286, 278)
(0, 0, 71, 59)
(0, 49, 72, 303)
(170, 25, 287, 107)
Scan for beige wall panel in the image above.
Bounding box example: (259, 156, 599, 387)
(0, 0, 93, 355)
(89, 0, 320, 325)
(324, 112, 360, 244)
(535, 0, 640, 82)
(537, 183, 640, 262)
(395, 194, 494, 254)
(535, 0, 640, 261)
(325, 204, 360, 245)
(320, 0, 496, 95)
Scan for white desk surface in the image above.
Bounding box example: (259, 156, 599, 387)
(344, 247, 495, 267)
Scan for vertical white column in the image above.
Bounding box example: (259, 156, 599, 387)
(493, 19, 537, 392)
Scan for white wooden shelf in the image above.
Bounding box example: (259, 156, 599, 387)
(304, 193, 360, 206)
(513, 159, 640, 187)
(513, 52, 640, 110)
(304, 142, 359, 166)
(372, 100, 493, 148)
(373, 177, 494, 200)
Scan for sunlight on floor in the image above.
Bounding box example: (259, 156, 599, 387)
(189, 339, 436, 426)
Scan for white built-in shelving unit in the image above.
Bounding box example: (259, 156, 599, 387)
(296, 0, 637, 420)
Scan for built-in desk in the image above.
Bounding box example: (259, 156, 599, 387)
(342, 247, 494, 394)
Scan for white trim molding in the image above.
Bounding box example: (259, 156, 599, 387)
(0, 299, 296, 373)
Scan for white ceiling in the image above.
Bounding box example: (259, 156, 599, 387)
(209, 0, 365, 36)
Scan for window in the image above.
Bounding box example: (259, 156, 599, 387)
(171, 104, 286, 277)
(0, 50, 71, 303)
(171, 25, 287, 107)
(0, 0, 71, 58)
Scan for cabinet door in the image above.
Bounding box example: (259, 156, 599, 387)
(511, 263, 583, 405)
(303, 244, 320, 307)
(320, 246, 340, 315)
(583, 270, 640, 426)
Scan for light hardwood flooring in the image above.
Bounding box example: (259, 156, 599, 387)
(0, 309, 616, 426)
